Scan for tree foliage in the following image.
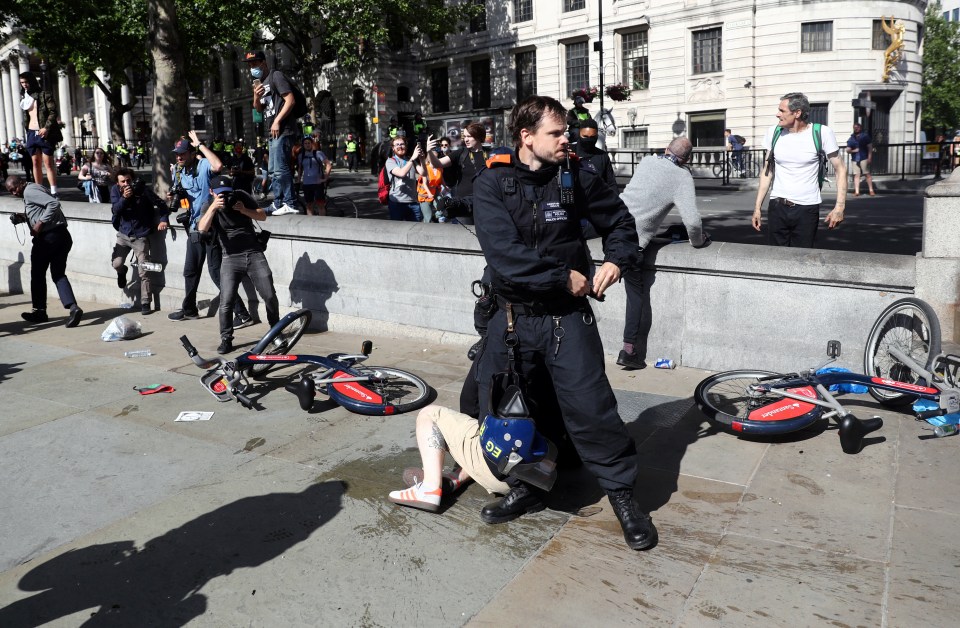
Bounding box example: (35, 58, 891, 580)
(922, 2, 960, 132)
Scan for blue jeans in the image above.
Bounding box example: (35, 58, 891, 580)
(218, 251, 279, 341)
(388, 199, 422, 222)
(269, 134, 295, 208)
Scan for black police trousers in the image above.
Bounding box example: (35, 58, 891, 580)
(474, 306, 639, 492)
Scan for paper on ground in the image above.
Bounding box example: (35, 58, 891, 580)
(175, 411, 214, 422)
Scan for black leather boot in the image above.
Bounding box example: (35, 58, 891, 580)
(480, 485, 546, 524)
(607, 489, 658, 550)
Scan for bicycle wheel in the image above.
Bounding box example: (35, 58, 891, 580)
(327, 366, 431, 416)
(864, 298, 941, 406)
(248, 308, 312, 377)
(694, 370, 824, 435)
(326, 194, 358, 218)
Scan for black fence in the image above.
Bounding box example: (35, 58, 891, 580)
(609, 142, 959, 184)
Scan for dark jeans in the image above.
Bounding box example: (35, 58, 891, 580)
(768, 198, 819, 248)
(181, 232, 250, 319)
(31, 227, 76, 310)
(387, 199, 422, 222)
(474, 307, 638, 492)
(621, 252, 646, 346)
(346, 152, 358, 171)
(218, 251, 279, 341)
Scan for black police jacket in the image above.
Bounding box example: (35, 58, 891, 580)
(473, 151, 638, 308)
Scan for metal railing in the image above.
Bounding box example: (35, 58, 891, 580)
(609, 142, 960, 184)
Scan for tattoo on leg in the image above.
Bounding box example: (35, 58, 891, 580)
(427, 423, 447, 450)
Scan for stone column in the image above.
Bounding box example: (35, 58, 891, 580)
(0, 64, 7, 146)
(57, 70, 74, 146)
(93, 70, 109, 147)
(917, 169, 960, 343)
(121, 83, 133, 142)
(7, 59, 27, 141)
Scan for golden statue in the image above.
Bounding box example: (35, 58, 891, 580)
(881, 16, 905, 82)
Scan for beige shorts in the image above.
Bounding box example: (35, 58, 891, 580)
(851, 160, 870, 176)
(427, 405, 511, 495)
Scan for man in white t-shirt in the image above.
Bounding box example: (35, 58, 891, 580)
(752, 92, 847, 247)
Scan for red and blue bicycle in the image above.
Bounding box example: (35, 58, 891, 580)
(181, 308, 432, 415)
(695, 298, 960, 454)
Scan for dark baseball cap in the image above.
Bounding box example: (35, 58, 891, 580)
(210, 175, 234, 195)
(172, 138, 194, 154)
(244, 51, 266, 63)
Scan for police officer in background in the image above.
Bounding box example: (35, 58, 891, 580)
(565, 95, 591, 144)
(575, 118, 617, 193)
(472, 95, 657, 551)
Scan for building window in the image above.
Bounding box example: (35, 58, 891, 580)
(622, 30, 649, 90)
(472, 59, 491, 109)
(809, 103, 828, 125)
(213, 72, 221, 95)
(431, 67, 449, 113)
(397, 86, 411, 104)
(193, 114, 206, 131)
(566, 41, 590, 96)
(233, 106, 245, 139)
(214, 109, 225, 138)
(513, 0, 532, 23)
(470, 0, 486, 33)
(801, 21, 833, 52)
(564, 0, 585, 11)
(954, 8, 959, 21)
(692, 27, 722, 74)
(872, 20, 893, 50)
(688, 111, 725, 147)
(230, 58, 242, 90)
(516, 50, 537, 102)
(622, 129, 648, 150)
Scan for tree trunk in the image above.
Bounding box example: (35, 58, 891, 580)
(147, 0, 189, 195)
(108, 85, 135, 144)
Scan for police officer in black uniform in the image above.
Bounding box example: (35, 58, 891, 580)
(472, 95, 657, 551)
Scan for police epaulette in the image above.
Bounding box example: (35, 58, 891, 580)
(486, 153, 513, 168)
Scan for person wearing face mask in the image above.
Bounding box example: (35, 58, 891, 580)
(575, 119, 618, 193)
(244, 50, 301, 216)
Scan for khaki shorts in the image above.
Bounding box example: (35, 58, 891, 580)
(851, 160, 870, 176)
(428, 405, 511, 495)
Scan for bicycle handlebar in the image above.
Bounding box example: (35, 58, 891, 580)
(235, 391, 254, 409)
(918, 407, 948, 420)
(180, 335, 223, 370)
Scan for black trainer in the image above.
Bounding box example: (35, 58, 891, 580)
(217, 339, 233, 355)
(141, 304, 153, 315)
(168, 310, 199, 321)
(234, 314, 255, 329)
(117, 264, 128, 290)
(607, 489, 658, 550)
(21, 309, 49, 323)
(66, 306, 83, 328)
(480, 485, 546, 524)
(616, 350, 645, 370)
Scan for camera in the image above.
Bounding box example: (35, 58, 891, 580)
(168, 182, 188, 213)
(9, 213, 27, 225)
(132, 179, 146, 198)
(435, 196, 473, 220)
(175, 210, 192, 230)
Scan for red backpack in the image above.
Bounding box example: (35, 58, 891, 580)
(378, 167, 389, 205)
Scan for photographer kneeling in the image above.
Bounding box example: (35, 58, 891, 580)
(197, 175, 279, 354)
(111, 168, 169, 315)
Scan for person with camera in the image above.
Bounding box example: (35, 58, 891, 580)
(167, 132, 254, 328)
(197, 175, 279, 355)
(385, 136, 424, 221)
(4, 175, 83, 327)
(110, 167, 169, 315)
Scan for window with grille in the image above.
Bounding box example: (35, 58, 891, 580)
(801, 22, 833, 52)
(809, 103, 828, 126)
(564, 0, 585, 11)
(470, 0, 487, 33)
(622, 31, 649, 90)
(622, 129, 648, 150)
(514, 0, 532, 23)
(516, 50, 537, 101)
(692, 27, 722, 74)
(431, 67, 449, 113)
(872, 20, 893, 50)
(688, 111, 725, 147)
(566, 41, 590, 96)
(472, 59, 491, 109)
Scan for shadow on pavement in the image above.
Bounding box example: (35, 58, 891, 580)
(0, 481, 345, 627)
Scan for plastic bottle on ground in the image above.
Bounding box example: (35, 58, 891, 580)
(124, 349, 154, 358)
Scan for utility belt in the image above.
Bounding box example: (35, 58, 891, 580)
(494, 294, 590, 318)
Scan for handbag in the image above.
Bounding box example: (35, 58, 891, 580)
(254, 222, 271, 251)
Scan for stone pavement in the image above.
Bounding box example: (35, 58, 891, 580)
(0, 294, 957, 626)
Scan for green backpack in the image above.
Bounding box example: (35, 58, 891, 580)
(767, 123, 827, 189)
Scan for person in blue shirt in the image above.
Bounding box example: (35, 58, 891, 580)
(166, 131, 253, 327)
(724, 129, 745, 176)
(846, 123, 875, 196)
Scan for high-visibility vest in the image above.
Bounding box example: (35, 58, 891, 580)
(346, 140, 358, 153)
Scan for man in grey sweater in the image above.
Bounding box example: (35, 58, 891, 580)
(616, 138, 707, 369)
(4, 175, 83, 327)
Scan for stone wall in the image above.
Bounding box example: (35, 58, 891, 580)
(0, 197, 920, 373)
